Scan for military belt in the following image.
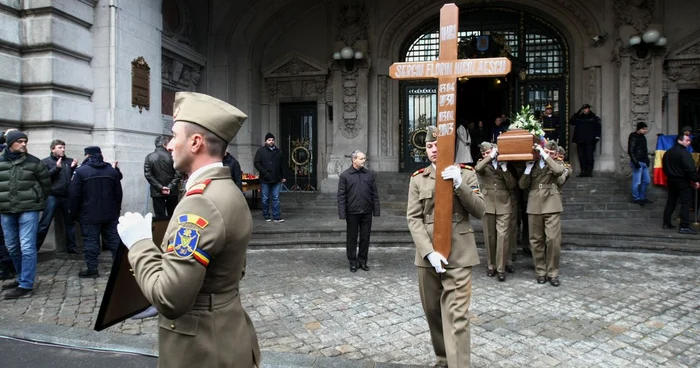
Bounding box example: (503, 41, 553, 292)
(481, 184, 503, 189)
(423, 213, 463, 224)
(193, 289, 239, 311)
(537, 183, 558, 189)
(543, 128, 556, 132)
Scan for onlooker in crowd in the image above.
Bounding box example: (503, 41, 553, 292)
(490, 117, 506, 143)
(0, 130, 16, 280)
(407, 125, 485, 367)
(468, 121, 482, 161)
(69, 146, 123, 278)
(223, 151, 243, 190)
(455, 122, 474, 165)
(662, 134, 700, 234)
(569, 104, 601, 177)
(36, 140, 79, 253)
(0, 130, 51, 299)
(628, 122, 651, 206)
(337, 150, 380, 273)
(144, 135, 181, 218)
(254, 133, 288, 222)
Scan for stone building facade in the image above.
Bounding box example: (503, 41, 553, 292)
(1, 0, 699, 212)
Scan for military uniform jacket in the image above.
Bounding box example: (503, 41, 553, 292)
(129, 166, 260, 368)
(541, 115, 560, 140)
(407, 165, 486, 268)
(474, 156, 516, 214)
(556, 161, 572, 189)
(518, 156, 565, 214)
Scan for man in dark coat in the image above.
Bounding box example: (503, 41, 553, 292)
(337, 150, 380, 272)
(0, 131, 14, 280)
(36, 139, 79, 252)
(628, 122, 651, 205)
(144, 135, 181, 218)
(569, 104, 601, 177)
(69, 146, 123, 277)
(223, 151, 242, 190)
(662, 134, 700, 234)
(0, 130, 51, 299)
(253, 133, 288, 222)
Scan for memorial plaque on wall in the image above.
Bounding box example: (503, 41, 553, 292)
(132, 56, 150, 113)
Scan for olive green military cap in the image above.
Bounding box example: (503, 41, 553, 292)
(557, 146, 566, 155)
(480, 141, 493, 153)
(425, 125, 439, 143)
(173, 92, 247, 143)
(545, 140, 559, 151)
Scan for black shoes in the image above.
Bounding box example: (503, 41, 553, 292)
(66, 249, 82, 254)
(633, 199, 646, 206)
(505, 265, 514, 273)
(486, 268, 496, 277)
(79, 269, 99, 278)
(537, 276, 547, 284)
(497, 272, 506, 282)
(662, 223, 676, 229)
(2, 280, 19, 290)
(678, 227, 698, 235)
(4, 287, 32, 299)
(359, 263, 369, 271)
(549, 277, 560, 287)
(642, 199, 653, 204)
(349, 263, 357, 273)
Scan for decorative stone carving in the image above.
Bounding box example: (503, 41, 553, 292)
(613, 0, 655, 33)
(678, 42, 700, 56)
(163, 0, 195, 47)
(328, 157, 350, 176)
(380, 76, 388, 156)
(629, 56, 652, 126)
(666, 65, 700, 86)
(262, 52, 330, 104)
(161, 56, 201, 91)
(340, 67, 360, 139)
(277, 82, 293, 98)
(337, 1, 369, 46)
(271, 57, 320, 76)
(619, 153, 632, 177)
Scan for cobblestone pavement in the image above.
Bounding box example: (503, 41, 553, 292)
(1, 248, 699, 367)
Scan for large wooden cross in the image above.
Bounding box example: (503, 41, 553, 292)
(390, 3, 512, 258)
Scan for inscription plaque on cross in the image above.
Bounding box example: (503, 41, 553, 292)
(389, 3, 511, 258)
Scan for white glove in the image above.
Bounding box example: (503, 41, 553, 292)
(117, 212, 153, 249)
(426, 252, 448, 273)
(489, 146, 498, 159)
(524, 161, 535, 175)
(563, 168, 569, 176)
(131, 305, 158, 319)
(534, 144, 547, 157)
(441, 165, 462, 189)
(499, 162, 508, 172)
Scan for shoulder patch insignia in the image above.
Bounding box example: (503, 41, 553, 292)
(459, 163, 474, 170)
(174, 227, 200, 258)
(412, 168, 425, 177)
(178, 214, 209, 229)
(186, 179, 213, 196)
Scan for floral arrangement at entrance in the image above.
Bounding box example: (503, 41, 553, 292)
(509, 105, 545, 138)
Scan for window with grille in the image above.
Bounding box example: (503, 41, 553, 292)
(525, 30, 563, 74)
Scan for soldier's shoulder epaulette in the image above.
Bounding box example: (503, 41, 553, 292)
(186, 178, 212, 196)
(459, 163, 474, 170)
(412, 168, 425, 177)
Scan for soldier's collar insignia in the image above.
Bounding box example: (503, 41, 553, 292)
(459, 163, 474, 170)
(178, 214, 209, 228)
(186, 178, 212, 196)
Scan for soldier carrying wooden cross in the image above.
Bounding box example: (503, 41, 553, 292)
(398, 3, 511, 367)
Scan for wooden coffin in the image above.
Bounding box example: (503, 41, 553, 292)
(497, 129, 538, 161)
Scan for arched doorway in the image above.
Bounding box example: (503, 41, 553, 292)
(399, 7, 569, 172)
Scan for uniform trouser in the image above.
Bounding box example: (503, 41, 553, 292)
(483, 213, 510, 273)
(418, 266, 472, 368)
(508, 198, 518, 265)
(663, 179, 692, 228)
(81, 220, 120, 270)
(346, 213, 372, 265)
(577, 143, 596, 173)
(528, 213, 561, 278)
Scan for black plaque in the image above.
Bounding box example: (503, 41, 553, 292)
(131, 56, 150, 113)
(94, 217, 170, 331)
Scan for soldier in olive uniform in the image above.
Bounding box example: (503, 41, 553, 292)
(117, 92, 260, 368)
(541, 104, 560, 142)
(407, 125, 486, 368)
(554, 145, 571, 188)
(519, 143, 565, 287)
(474, 142, 516, 281)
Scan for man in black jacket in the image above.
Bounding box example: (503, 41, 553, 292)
(144, 135, 181, 218)
(253, 133, 288, 222)
(662, 134, 700, 234)
(223, 151, 242, 190)
(628, 122, 651, 205)
(569, 104, 602, 177)
(69, 146, 123, 277)
(36, 139, 79, 252)
(337, 150, 380, 272)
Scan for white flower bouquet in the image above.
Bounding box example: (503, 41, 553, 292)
(509, 105, 545, 138)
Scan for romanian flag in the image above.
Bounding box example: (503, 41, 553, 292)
(653, 135, 699, 186)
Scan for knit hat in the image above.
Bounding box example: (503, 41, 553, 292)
(84, 146, 102, 155)
(5, 130, 27, 147)
(265, 132, 275, 140)
(636, 122, 648, 130)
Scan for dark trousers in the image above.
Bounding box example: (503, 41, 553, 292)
(577, 143, 596, 173)
(152, 196, 178, 218)
(81, 220, 120, 271)
(346, 213, 372, 265)
(663, 179, 693, 228)
(0, 224, 13, 273)
(36, 195, 77, 251)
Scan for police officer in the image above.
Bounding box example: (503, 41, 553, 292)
(117, 92, 260, 367)
(541, 104, 560, 142)
(474, 142, 516, 281)
(407, 125, 485, 368)
(519, 143, 565, 287)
